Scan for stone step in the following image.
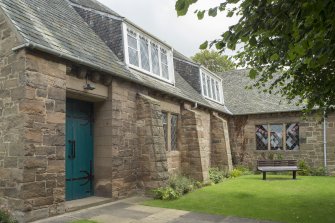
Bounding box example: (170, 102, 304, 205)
(65, 196, 114, 213)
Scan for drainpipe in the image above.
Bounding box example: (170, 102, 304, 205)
(323, 112, 327, 170)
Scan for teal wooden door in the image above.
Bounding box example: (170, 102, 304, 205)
(66, 99, 94, 201)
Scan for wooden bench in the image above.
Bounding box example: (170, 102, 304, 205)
(257, 160, 299, 180)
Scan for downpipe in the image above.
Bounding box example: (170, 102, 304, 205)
(323, 112, 328, 172)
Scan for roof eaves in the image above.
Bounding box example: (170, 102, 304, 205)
(12, 42, 230, 116)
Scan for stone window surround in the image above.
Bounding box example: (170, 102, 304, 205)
(122, 22, 175, 85)
(200, 68, 224, 104)
(255, 123, 300, 151)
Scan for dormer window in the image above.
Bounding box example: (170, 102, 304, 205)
(124, 24, 174, 84)
(201, 69, 223, 104)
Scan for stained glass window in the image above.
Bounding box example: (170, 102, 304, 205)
(256, 125, 268, 150)
(286, 123, 299, 150)
(171, 114, 178, 151)
(162, 112, 168, 150)
(256, 123, 299, 151)
(270, 124, 283, 150)
(139, 36, 150, 71)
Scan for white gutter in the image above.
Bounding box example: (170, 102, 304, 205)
(323, 113, 328, 169)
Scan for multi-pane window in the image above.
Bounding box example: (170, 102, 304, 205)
(161, 49, 169, 79)
(201, 71, 223, 103)
(139, 36, 150, 71)
(161, 112, 179, 151)
(171, 114, 178, 151)
(162, 112, 168, 150)
(255, 123, 299, 151)
(126, 28, 173, 82)
(151, 43, 160, 75)
(127, 30, 139, 66)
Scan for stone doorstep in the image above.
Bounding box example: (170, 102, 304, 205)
(65, 196, 114, 213)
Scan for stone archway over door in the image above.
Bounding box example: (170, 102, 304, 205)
(66, 98, 94, 201)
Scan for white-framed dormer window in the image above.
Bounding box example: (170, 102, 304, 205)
(200, 69, 224, 104)
(123, 23, 175, 84)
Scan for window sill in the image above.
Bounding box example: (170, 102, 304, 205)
(127, 63, 174, 85)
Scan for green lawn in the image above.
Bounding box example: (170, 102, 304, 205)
(144, 175, 335, 223)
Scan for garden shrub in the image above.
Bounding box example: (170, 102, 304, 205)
(298, 160, 327, 176)
(298, 160, 310, 176)
(229, 169, 243, 178)
(209, 168, 227, 184)
(169, 174, 195, 195)
(0, 209, 18, 223)
(153, 174, 201, 200)
(153, 187, 181, 200)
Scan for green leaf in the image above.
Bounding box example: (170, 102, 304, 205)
(175, 0, 198, 16)
(208, 7, 218, 17)
(227, 11, 234, 17)
(199, 41, 208, 50)
(249, 69, 258, 79)
(197, 10, 205, 20)
(270, 53, 279, 61)
(215, 41, 226, 50)
(249, 36, 257, 46)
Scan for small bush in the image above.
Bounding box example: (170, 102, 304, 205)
(229, 169, 243, 178)
(310, 167, 327, 176)
(298, 160, 327, 176)
(0, 209, 18, 223)
(153, 174, 201, 200)
(298, 160, 310, 176)
(209, 168, 227, 184)
(235, 165, 253, 175)
(169, 175, 195, 195)
(152, 187, 181, 200)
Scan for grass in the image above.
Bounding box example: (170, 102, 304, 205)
(144, 175, 335, 223)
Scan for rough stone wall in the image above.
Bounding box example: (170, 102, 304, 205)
(137, 94, 168, 190)
(94, 79, 139, 198)
(0, 11, 67, 222)
(229, 112, 335, 173)
(173, 58, 202, 94)
(211, 114, 233, 171)
(72, 6, 125, 62)
(180, 107, 211, 182)
(0, 10, 26, 216)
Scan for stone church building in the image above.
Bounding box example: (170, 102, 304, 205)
(0, 0, 333, 222)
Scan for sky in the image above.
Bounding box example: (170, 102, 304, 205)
(97, 0, 239, 57)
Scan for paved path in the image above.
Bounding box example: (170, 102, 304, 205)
(33, 197, 276, 223)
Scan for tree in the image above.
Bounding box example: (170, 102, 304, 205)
(175, 0, 335, 114)
(191, 50, 235, 73)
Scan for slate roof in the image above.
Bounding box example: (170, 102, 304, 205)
(221, 69, 302, 115)
(69, 0, 121, 17)
(0, 0, 138, 82)
(0, 0, 231, 114)
(173, 50, 197, 64)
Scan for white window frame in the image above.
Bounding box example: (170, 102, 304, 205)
(122, 23, 175, 85)
(200, 68, 224, 104)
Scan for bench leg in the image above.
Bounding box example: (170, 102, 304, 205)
(293, 171, 297, 180)
(263, 172, 266, 180)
